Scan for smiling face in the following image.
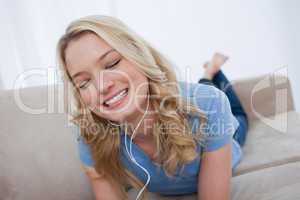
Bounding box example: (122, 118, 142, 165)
(64, 32, 149, 123)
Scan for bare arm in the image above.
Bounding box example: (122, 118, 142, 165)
(197, 142, 232, 200)
(83, 166, 121, 200)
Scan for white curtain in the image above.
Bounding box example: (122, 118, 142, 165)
(0, 0, 115, 90)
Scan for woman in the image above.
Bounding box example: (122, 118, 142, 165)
(56, 15, 248, 200)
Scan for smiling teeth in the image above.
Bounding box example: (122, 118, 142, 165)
(105, 89, 128, 106)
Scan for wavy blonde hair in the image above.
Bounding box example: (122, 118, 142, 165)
(56, 15, 206, 200)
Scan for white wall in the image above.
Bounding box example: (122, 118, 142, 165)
(281, 1, 300, 111)
(0, 0, 113, 89)
(114, 0, 299, 111)
(1, 0, 299, 110)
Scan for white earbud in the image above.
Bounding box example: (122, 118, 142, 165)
(108, 94, 151, 200)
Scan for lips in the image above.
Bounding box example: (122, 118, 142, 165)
(103, 88, 129, 108)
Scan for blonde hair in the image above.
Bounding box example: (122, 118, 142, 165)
(56, 15, 206, 200)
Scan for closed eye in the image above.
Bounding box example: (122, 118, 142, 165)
(105, 58, 121, 69)
(77, 57, 121, 89)
(78, 79, 90, 89)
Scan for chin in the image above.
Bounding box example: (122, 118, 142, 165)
(90, 106, 130, 123)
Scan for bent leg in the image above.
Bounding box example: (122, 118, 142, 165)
(211, 70, 247, 117)
(233, 115, 248, 147)
(198, 71, 249, 147)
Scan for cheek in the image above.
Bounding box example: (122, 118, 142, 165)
(128, 73, 149, 106)
(121, 64, 147, 86)
(131, 72, 148, 92)
(79, 92, 91, 106)
(79, 89, 97, 107)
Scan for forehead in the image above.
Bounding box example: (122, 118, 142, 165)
(64, 32, 112, 75)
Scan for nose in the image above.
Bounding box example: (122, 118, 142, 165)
(95, 76, 114, 94)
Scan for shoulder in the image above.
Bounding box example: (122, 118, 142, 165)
(177, 81, 226, 112)
(72, 124, 95, 167)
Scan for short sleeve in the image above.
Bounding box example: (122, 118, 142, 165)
(192, 85, 240, 152)
(74, 125, 95, 167)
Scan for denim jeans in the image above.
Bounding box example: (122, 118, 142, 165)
(198, 70, 248, 147)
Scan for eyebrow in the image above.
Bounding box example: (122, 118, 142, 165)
(70, 49, 116, 79)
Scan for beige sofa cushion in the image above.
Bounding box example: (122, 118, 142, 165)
(234, 111, 300, 176)
(232, 162, 300, 200)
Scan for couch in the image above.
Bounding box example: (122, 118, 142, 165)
(1, 73, 299, 200)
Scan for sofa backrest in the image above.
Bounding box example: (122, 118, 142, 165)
(0, 85, 93, 200)
(231, 74, 294, 121)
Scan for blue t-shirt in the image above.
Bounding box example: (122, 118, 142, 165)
(75, 81, 242, 195)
